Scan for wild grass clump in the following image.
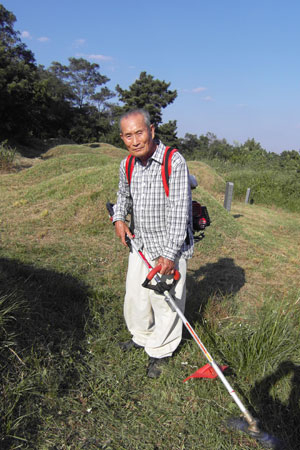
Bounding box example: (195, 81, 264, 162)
(0, 292, 22, 354)
(204, 294, 300, 377)
(0, 141, 16, 172)
(199, 292, 300, 448)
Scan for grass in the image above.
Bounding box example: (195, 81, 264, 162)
(1, 143, 300, 449)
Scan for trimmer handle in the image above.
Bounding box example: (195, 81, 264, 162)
(106, 202, 115, 220)
(142, 264, 180, 294)
(147, 265, 180, 282)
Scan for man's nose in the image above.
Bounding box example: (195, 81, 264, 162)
(132, 135, 140, 146)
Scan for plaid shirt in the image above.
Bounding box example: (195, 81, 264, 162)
(113, 141, 194, 261)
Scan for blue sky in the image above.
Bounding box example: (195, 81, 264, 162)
(3, 0, 300, 153)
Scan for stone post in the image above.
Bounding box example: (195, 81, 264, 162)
(245, 188, 251, 204)
(224, 182, 234, 211)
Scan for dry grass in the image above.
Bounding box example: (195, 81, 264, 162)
(188, 160, 226, 202)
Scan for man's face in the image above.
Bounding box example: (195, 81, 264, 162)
(120, 113, 155, 163)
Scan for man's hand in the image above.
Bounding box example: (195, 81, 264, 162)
(157, 257, 175, 276)
(115, 221, 133, 247)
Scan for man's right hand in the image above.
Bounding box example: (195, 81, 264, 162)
(114, 221, 133, 247)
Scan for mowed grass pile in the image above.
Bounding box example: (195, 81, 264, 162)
(1, 143, 300, 449)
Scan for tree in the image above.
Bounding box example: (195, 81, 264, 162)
(31, 66, 75, 139)
(179, 133, 213, 160)
(91, 87, 115, 113)
(156, 120, 179, 148)
(280, 150, 300, 172)
(280, 150, 300, 161)
(115, 71, 177, 125)
(0, 5, 38, 140)
(0, 4, 18, 45)
(47, 57, 114, 143)
(49, 58, 110, 108)
(241, 138, 267, 157)
(0, 6, 115, 145)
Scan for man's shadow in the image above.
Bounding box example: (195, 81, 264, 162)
(184, 257, 246, 330)
(0, 257, 91, 449)
(250, 361, 300, 449)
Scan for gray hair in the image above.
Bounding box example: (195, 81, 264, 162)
(119, 109, 151, 133)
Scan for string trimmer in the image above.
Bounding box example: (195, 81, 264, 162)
(106, 202, 281, 449)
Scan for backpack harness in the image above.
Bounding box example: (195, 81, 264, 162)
(125, 146, 210, 239)
(125, 146, 177, 197)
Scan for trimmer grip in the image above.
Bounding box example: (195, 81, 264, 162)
(143, 264, 181, 296)
(147, 264, 180, 281)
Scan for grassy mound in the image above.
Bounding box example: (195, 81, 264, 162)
(188, 160, 226, 202)
(42, 142, 127, 160)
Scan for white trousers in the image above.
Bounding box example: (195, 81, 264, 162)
(124, 248, 187, 358)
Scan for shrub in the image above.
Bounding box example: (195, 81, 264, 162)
(0, 141, 16, 172)
(228, 169, 300, 212)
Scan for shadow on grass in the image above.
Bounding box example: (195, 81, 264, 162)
(250, 361, 300, 450)
(185, 257, 245, 331)
(0, 257, 91, 449)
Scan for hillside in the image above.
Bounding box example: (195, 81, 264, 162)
(1, 143, 298, 303)
(1, 143, 300, 449)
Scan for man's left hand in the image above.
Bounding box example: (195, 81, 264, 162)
(157, 257, 175, 276)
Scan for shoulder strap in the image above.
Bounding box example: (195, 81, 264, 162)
(125, 147, 178, 197)
(162, 147, 178, 197)
(125, 155, 135, 186)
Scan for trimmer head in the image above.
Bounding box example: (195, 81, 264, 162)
(226, 417, 283, 449)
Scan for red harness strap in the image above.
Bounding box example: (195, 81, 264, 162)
(161, 147, 178, 197)
(125, 147, 178, 197)
(125, 155, 135, 186)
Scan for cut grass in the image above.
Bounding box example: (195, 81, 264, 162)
(1, 142, 300, 449)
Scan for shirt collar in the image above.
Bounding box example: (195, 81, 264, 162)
(150, 140, 165, 165)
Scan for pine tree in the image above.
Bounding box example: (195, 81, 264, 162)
(115, 71, 177, 125)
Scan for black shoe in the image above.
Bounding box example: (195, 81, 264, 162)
(118, 339, 143, 352)
(147, 357, 170, 378)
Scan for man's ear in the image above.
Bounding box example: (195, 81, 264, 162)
(150, 124, 155, 139)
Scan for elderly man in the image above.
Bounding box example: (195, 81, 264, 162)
(113, 109, 194, 378)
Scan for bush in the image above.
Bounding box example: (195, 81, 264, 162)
(0, 141, 16, 171)
(227, 169, 300, 212)
(208, 158, 300, 212)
